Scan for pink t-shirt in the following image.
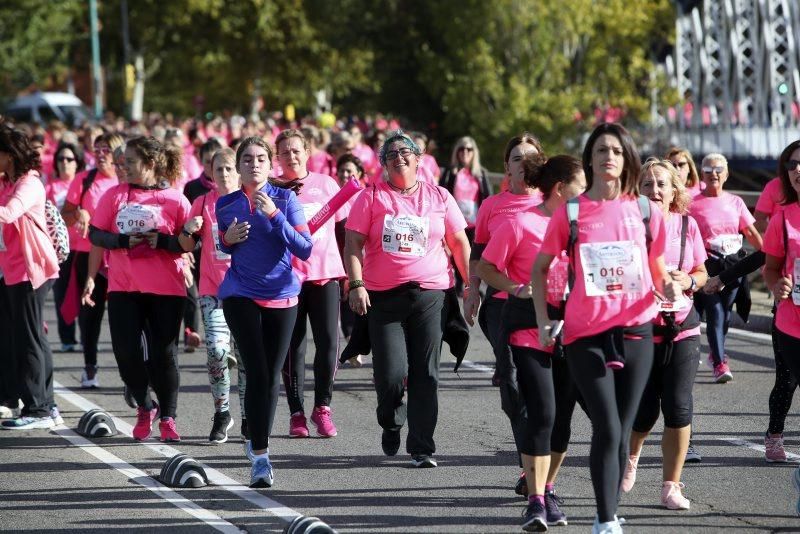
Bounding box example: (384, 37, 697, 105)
(689, 192, 755, 256)
(755, 177, 785, 216)
(482, 209, 569, 352)
(453, 168, 480, 227)
(189, 190, 231, 296)
(762, 203, 800, 338)
(65, 170, 119, 252)
(653, 213, 707, 342)
(419, 154, 440, 183)
(686, 182, 704, 199)
(345, 181, 467, 291)
(540, 195, 666, 345)
(290, 172, 346, 283)
(308, 151, 335, 177)
(46, 178, 74, 211)
(353, 143, 378, 176)
(93, 184, 192, 296)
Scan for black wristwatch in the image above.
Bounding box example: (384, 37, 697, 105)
(181, 228, 194, 238)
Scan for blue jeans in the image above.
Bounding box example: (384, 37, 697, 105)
(696, 285, 739, 366)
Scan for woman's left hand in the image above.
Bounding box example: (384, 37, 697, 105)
(663, 279, 683, 302)
(669, 270, 692, 291)
(142, 230, 159, 249)
(253, 191, 277, 218)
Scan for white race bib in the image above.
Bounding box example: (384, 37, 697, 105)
(456, 199, 477, 225)
(0, 223, 5, 252)
(381, 214, 429, 257)
(211, 222, 230, 261)
(793, 258, 800, 306)
(115, 204, 162, 235)
(579, 240, 645, 297)
(302, 202, 326, 241)
(708, 233, 743, 256)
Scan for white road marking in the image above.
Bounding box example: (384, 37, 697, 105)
(719, 436, 800, 462)
(52, 425, 242, 533)
(703, 324, 773, 343)
(54, 381, 302, 522)
(458, 359, 494, 375)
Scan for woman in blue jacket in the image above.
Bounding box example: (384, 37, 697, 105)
(216, 136, 312, 488)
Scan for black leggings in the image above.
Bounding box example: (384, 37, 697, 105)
(224, 297, 297, 450)
(633, 335, 699, 432)
(282, 280, 340, 414)
(74, 251, 108, 367)
(775, 327, 800, 396)
(107, 292, 184, 418)
(512, 347, 583, 456)
(769, 317, 798, 434)
(566, 331, 654, 523)
(0, 279, 18, 406)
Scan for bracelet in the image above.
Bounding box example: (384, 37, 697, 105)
(514, 284, 525, 297)
(181, 228, 194, 238)
(688, 275, 697, 292)
(349, 279, 365, 290)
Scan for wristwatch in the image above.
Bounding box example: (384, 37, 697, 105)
(181, 228, 193, 238)
(689, 275, 697, 292)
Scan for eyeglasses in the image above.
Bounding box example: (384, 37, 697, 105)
(385, 147, 415, 161)
(458, 146, 475, 153)
(95, 147, 112, 155)
(702, 166, 725, 174)
(786, 159, 800, 170)
(56, 156, 76, 163)
(672, 161, 688, 169)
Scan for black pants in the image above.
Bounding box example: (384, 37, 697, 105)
(224, 297, 297, 451)
(769, 317, 797, 434)
(633, 335, 699, 432)
(368, 285, 445, 456)
(52, 253, 78, 346)
(282, 280, 340, 414)
(74, 251, 108, 367)
(0, 279, 18, 406)
(6, 280, 55, 418)
(566, 330, 654, 523)
(775, 327, 800, 393)
(107, 292, 184, 418)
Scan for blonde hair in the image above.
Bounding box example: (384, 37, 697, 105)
(665, 146, 700, 188)
(639, 158, 691, 215)
(450, 136, 482, 177)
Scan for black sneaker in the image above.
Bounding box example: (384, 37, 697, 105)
(521, 500, 548, 532)
(410, 455, 437, 468)
(381, 429, 401, 456)
(241, 419, 249, 441)
(685, 442, 702, 463)
(515, 472, 529, 497)
(209, 411, 234, 443)
(544, 490, 567, 526)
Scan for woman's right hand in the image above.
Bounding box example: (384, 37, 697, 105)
(184, 216, 203, 235)
(75, 209, 91, 238)
(349, 286, 371, 316)
(772, 276, 793, 301)
(538, 320, 560, 348)
(82, 277, 96, 307)
(224, 217, 251, 245)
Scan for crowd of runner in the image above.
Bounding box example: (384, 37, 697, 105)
(0, 113, 798, 533)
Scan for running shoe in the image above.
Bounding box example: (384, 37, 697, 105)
(765, 432, 788, 463)
(0, 403, 16, 420)
(793, 466, 800, 516)
(243, 439, 254, 461)
(132, 402, 160, 441)
(310, 405, 337, 437)
(123, 386, 138, 409)
(544, 490, 568, 526)
(661, 481, 690, 510)
(515, 471, 529, 497)
(381, 429, 401, 456)
(1, 415, 55, 430)
(159, 417, 181, 443)
(209, 411, 233, 443)
(347, 355, 363, 367)
(50, 406, 64, 426)
(410, 455, 437, 468)
(621, 454, 638, 493)
(685, 442, 702, 463)
(80, 365, 100, 389)
(713, 362, 733, 383)
(289, 411, 309, 438)
(250, 454, 274, 488)
(521, 499, 547, 532)
(60, 343, 81, 353)
(591, 516, 622, 534)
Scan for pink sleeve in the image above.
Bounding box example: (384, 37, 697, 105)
(736, 195, 756, 230)
(0, 177, 42, 224)
(755, 181, 777, 214)
(65, 173, 83, 205)
(188, 196, 203, 219)
(176, 195, 192, 229)
(473, 196, 495, 244)
(647, 202, 667, 260)
(481, 220, 519, 272)
(540, 205, 569, 256)
(762, 212, 787, 258)
(344, 187, 373, 235)
(92, 188, 118, 232)
(443, 191, 468, 235)
(687, 216, 708, 269)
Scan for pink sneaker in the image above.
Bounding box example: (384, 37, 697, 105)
(289, 412, 309, 438)
(661, 481, 690, 510)
(132, 402, 160, 441)
(713, 362, 733, 383)
(621, 454, 638, 493)
(310, 405, 338, 437)
(159, 417, 181, 442)
(765, 433, 788, 463)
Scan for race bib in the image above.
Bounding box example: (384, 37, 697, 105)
(115, 204, 162, 235)
(457, 199, 477, 225)
(793, 258, 800, 306)
(657, 294, 691, 312)
(211, 222, 230, 261)
(381, 214, 429, 257)
(708, 233, 743, 256)
(0, 223, 5, 252)
(579, 240, 644, 297)
(302, 202, 326, 241)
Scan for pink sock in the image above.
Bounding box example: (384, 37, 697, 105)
(545, 483, 555, 493)
(528, 494, 545, 506)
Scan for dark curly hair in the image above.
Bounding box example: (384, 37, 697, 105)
(126, 136, 183, 184)
(0, 123, 41, 181)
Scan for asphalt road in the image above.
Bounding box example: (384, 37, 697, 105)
(1, 293, 799, 533)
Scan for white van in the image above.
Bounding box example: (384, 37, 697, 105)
(3, 92, 93, 126)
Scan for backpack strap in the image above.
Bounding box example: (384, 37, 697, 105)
(79, 169, 99, 207)
(677, 215, 688, 271)
(637, 194, 652, 252)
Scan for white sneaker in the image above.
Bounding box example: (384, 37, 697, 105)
(0, 404, 16, 419)
(50, 407, 64, 426)
(592, 515, 623, 534)
(1, 416, 55, 430)
(80, 366, 100, 388)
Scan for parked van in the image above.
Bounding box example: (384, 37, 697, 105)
(2, 92, 92, 126)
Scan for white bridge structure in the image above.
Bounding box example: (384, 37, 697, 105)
(659, 0, 800, 158)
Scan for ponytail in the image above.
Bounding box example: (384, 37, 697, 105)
(528, 154, 583, 200)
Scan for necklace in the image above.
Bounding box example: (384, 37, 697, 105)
(387, 181, 419, 195)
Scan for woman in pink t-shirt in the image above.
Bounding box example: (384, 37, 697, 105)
(345, 130, 471, 468)
(441, 136, 491, 231)
(0, 124, 60, 430)
(689, 153, 762, 383)
(478, 154, 586, 530)
(181, 148, 247, 444)
(623, 159, 709, 511)
(666, 147, 703, 198)
(531, 123, 680, 532)
(83, 136, 191, 444)
(274, 129, 345, 439)
(335, 153, 366, 343)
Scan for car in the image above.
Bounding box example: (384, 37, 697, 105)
(2, 92, 93, 126)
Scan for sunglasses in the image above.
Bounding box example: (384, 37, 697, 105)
(786, 159, 800, 170)
(385, 147, 415, 161)
(56, 156, 76, 163)
(702, 166, 725, 174)
(458, 146, 475, 153)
